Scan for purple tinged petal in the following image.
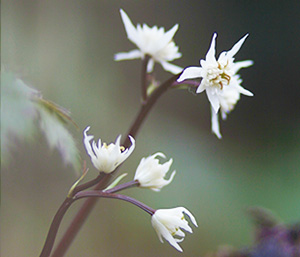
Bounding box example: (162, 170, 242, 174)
(226, 34, 249, 59)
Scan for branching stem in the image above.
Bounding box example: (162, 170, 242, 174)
(42, 72, 182, 257)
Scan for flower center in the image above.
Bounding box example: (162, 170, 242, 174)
(207, 62, 231, 89)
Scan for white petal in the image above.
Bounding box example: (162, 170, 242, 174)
(226, 34, 248, 59)
(152, 216, 183, 252)
(160, 61, 183, 74)
(235, 84, 254, 96)
(114, 50, 142, 61)
(160, 24, 179, 47)
(196, 80, 206, 94)
(178, 207, 198, 228)
(206, 89, 220, 113)
(147, 58, 155, 73)
(206, 33, 217, 63)
(177, 67, 202, 82)
(233, 60, 253, 73)
(83, 126, 95, 159)
(120, 9, 138, 44)
(211, 108, 222, 139)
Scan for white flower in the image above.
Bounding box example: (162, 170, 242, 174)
(114, 9, 182, 74)
(134, 152, 176, 191)
(177, 32, 253, 113)
(83, 126, 135, 173)
(151, 207, 198, 252)
(211, 75, 253, 138)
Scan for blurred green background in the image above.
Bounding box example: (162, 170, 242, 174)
(2, 0, 300, 256)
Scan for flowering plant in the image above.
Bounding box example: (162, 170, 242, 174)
(3, 7, 260, 256)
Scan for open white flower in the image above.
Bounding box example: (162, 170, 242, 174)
(211, 75, 253, 138)
(83, 126, 135, 173)
(114, 9, 182, 74)
(151, 207, 198, 252)
(177, 32, 253, 113)
(134, 152, 176, 191)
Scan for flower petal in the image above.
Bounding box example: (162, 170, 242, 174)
(120, 9, 138, 44)
(160, 61, 183, 74)
(211, 108, 222, 139)
(226, 34, 249, 59)
(206, 89, 220, 113)
(177, 67, 202, 82)
(151, 214, 183, 252)
(114, 50, 142, 61)
(233, 60, 253, 73)
(159, 24, 179, 47)
(206, 33, 217, 63)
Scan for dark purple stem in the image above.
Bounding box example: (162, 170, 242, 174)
(74, 190, 155, 215)
(141, 55, 151, 102)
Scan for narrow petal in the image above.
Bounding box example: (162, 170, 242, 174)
(179, 207, 198, 228)
(147, 58, 155, 73)
(114, 50, 142, 61)
(177, 67, 202, 82)
(196, 80, 206, 94)
(159, 24, 179, 47)
(160, 61, 183, 74)
(235, 84, 254, 96)
(120, 9, 138, 44)
(206, 33, 217, 63)
(233, 60, 253, 73)
(226, 34, 248, 59)
(83, 126, 96, 158)
(152, 216, 183, 252)
(211, 108, 222, 139)
(206, 89, 220, 113)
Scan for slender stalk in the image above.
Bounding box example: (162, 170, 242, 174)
(50, 174, 111, 257)
(123, 73, 180, 147)
(39, 198, 74, 257)
(50, 72, 181, 257)
(104, 180, 140, 194)
(74, 190, 155, 215)
(141, 55, 150, 102)
(72, 173, 104, 195)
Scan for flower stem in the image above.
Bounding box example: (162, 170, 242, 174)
(141, 55, 150, 103)
(50, 72, 181, 257)
(39, 198, 75, 257)
(104, 180, 140, 193)
(123, 73, 180, 147)
(74, 190, 155, 215)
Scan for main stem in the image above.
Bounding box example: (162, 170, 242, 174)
(51, 73, 180, 257)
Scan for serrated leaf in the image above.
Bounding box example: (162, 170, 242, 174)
(1, 72, 39, 163)
(36, 104, 81, 171)
(1, 71, 81, 171)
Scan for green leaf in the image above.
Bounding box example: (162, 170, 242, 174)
(1, 71, 81, 171)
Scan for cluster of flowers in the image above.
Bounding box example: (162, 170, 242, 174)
(82, 8, 254, 252)
(115, 9, 253, 138)
(84, 126, 197, 252)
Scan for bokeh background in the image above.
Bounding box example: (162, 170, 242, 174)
(2, 0, 300, 256)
